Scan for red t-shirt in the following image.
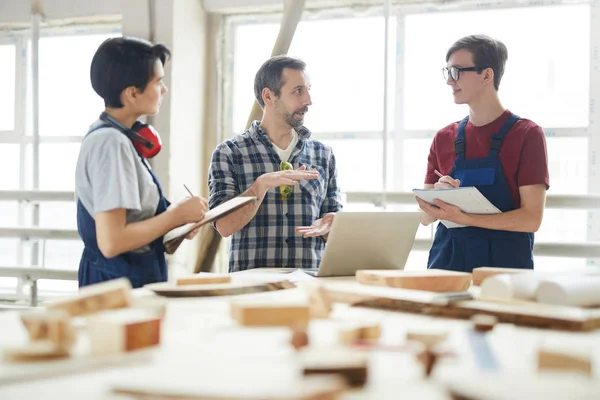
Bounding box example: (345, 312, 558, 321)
(425, 110, 549, 208)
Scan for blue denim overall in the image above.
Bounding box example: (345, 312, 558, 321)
(427, 114, 534, 272)
(77, 124, 169, 288)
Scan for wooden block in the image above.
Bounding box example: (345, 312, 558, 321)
(230, 302, 310, 327)
(20, 309, 76, 351)
(176, 273, 231, 286)
(537, 348, 592, 376)
(305, 284, 332, 318)
(406, 329, 448, 349)
(417, 347, 441, 377)
(290, 327, 309, 350)
(338, 323, 381, 345)
(46, 278, 131, 317)
(3, 340, 70, 363)
(471, 314, 498, 332)
(472, 267, 531, 286)
(301, 348, 368, 387)
(86, 309, 161, 355)
(356, 270, 471, 292)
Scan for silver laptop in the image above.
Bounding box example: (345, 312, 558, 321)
(307, 211, 422, 277)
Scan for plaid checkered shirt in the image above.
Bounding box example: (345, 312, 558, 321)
(208, 121, 343, 272)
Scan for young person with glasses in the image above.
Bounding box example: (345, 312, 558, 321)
(415, 34, 549, 272)
(208, 56, 342, 272)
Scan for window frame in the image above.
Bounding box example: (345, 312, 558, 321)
(221, 0, 600, 269)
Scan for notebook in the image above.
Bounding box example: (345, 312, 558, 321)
(163, 196, 257, 254)
(412, 187, 501, 229)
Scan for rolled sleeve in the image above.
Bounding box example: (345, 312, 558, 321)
(208, 143, 239, 210)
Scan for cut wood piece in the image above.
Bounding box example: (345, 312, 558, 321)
(301, 347, 368, 387)
(112, 375, 347, 400)
(45, 278, 131, 317)
(536, 275, 600, 307)
(338, 323, 381, 345)
(416, 346, 443, 377)
(406, 329, 448, 349)
(3, 340, 70, 363)
(145, 279, 295, 298)
(231, 303, 310, 327)
(290, 327, 309, 350)
(304, 284, 332, 318)
(472, 267, 531, 286)
(86, 309, 161, 355)
(176, 273, 231, 286)
(537, 347, 592, 376)
(471, 314, 498, 332)
(20, 309, 76, 350)
(356, 270, 471, 292)
(323, 280, 600, 331)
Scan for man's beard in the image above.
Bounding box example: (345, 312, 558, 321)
(282, 107, 308, 128)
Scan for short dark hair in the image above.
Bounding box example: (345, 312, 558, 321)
(90, 37, 171, 108)
(254, 55, 306, 108)
(446, 35, 508, 90)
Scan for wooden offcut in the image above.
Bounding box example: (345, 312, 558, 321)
(3, 340, 70, 362)
(357, 270, 472, 292)
(45, 278, 131, 317)
(176, 274, 231, 286)
(472, 267, 531, 286)
(301, 348, 368, 387)
(406, 329, 448, 349)
(338, 323, 381, 345)
(324, 281, 600, 331)
(231, 303, 310, 327)
(537, 348, 592, 376)
(86, 309, 161, 355)
(20, 309, 76, 351)
(471, 314, 498, 332)
(305, 284, 332, 318)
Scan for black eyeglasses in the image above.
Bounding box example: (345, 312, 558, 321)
(443, 66, 487, 82)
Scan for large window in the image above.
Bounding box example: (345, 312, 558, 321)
(225, 2, 596, 271)
(0, 43, 16, 131)
(0, 28, 120, 296)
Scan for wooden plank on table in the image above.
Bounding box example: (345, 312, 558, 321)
(176, 274, 231, 286)
(145, 279, 295, 298)
(356, 270, 471, 292)
(231, 303, 310, 328)
(323, 281, 600, 331)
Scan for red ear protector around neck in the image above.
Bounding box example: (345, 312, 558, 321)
(99, 112, 162, 159)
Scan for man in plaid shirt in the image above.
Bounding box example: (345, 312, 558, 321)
(208, 56, 343, 272)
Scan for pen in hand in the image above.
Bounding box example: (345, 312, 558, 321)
(434, 170, 444, 179)
(183, 184, 194, 197)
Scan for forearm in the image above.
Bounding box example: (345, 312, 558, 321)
(97, 210, 181, 257)
(459, 208, 542, 233)
(214, 182, 267, 238)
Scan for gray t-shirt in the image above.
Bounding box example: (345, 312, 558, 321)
(75, 121, 161, 247)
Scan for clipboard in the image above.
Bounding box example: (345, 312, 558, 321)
(412, 187, 501, 229)
(163, 196, 256, 254)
